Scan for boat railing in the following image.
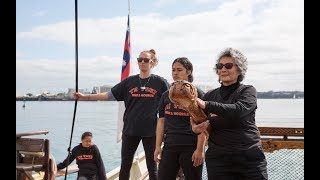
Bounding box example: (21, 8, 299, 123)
(200, 127, 305, 180)
(16, 130, 49, 138)
(258, 126, 304, 152)
(259, 127, 304, 179)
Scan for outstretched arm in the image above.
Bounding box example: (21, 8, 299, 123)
(73, 91, 113, 101)
(57, 151, 76, 170)
(196, 86, 257, 119)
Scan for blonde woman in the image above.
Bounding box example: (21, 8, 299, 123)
(74, 49, 169, 180)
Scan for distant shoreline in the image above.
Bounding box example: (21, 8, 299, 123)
(16, 91, 304, 101)
(16, 97, 304, 101)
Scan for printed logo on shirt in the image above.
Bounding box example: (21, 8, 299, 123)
(164, 103, 190, 117)
(129, 87, 157, 98)
(77, 155, 93, 160)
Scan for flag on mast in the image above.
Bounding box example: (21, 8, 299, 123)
(121, 15, 131, 81)
(117, 15, 130, 142)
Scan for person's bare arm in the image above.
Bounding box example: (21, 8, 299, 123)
(192, 133, 206, 167)
(154, 117, 165, 163)
(74, 92, 109, 101)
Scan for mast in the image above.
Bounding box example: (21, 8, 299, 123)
(64, 0, 79, 179)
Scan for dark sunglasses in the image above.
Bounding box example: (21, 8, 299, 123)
(215, 63, 235, 70)
(137, 57, 152, 63)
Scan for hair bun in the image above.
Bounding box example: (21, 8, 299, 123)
(149, 49, 156, 55)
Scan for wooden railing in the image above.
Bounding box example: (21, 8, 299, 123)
(258, 127, 304, 152)
(16, 130, 49, 138)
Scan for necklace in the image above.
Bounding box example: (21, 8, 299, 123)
(139, 76, 151, 91)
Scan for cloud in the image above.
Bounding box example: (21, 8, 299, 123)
(16, 56, 123, 95)
(16, 0, 303, 94)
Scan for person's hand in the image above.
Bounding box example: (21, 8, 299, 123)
(190, 117, 210, 134)
(154, 147, 162, 163)
(196, 98, 206, 109)
(73, 92, 85, 100)
(192, 148, 204, 167)
(56, 164, 64, 170)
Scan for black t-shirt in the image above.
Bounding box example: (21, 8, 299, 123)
(111, 74, 170, 137)
(158, 86, 204, 146)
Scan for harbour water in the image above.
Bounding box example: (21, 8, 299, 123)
(16, 99, 304, 179)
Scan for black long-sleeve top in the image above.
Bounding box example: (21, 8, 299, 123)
(57, 143, 106, 180)
(203, 82, 261, 150)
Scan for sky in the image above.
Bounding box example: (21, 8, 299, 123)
(16, 0, 304, 96)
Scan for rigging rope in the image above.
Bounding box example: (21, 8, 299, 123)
(64, 0, 79, 179)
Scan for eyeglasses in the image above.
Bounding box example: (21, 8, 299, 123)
(137, 57, 152, 63)
(215, 63, 235, 70)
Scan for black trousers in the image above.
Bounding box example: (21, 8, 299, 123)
(205, 145, 268, 180)
(158, 145, 203, 180)
(119, 134, 157, 180)
(77, 174, 97, 180)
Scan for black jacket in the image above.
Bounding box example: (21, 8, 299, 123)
(204, 82, 261, 150)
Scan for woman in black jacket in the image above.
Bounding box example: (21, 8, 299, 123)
(57, 132, 106, 180)
(190, 48, 268, 180)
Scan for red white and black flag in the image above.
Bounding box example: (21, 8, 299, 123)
(121, 15, 130, 81)
(117, 15, 131, 142)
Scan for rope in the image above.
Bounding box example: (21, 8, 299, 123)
(64, 0, 79, 179)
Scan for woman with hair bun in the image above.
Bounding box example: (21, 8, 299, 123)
(74, 49, 170, 180)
